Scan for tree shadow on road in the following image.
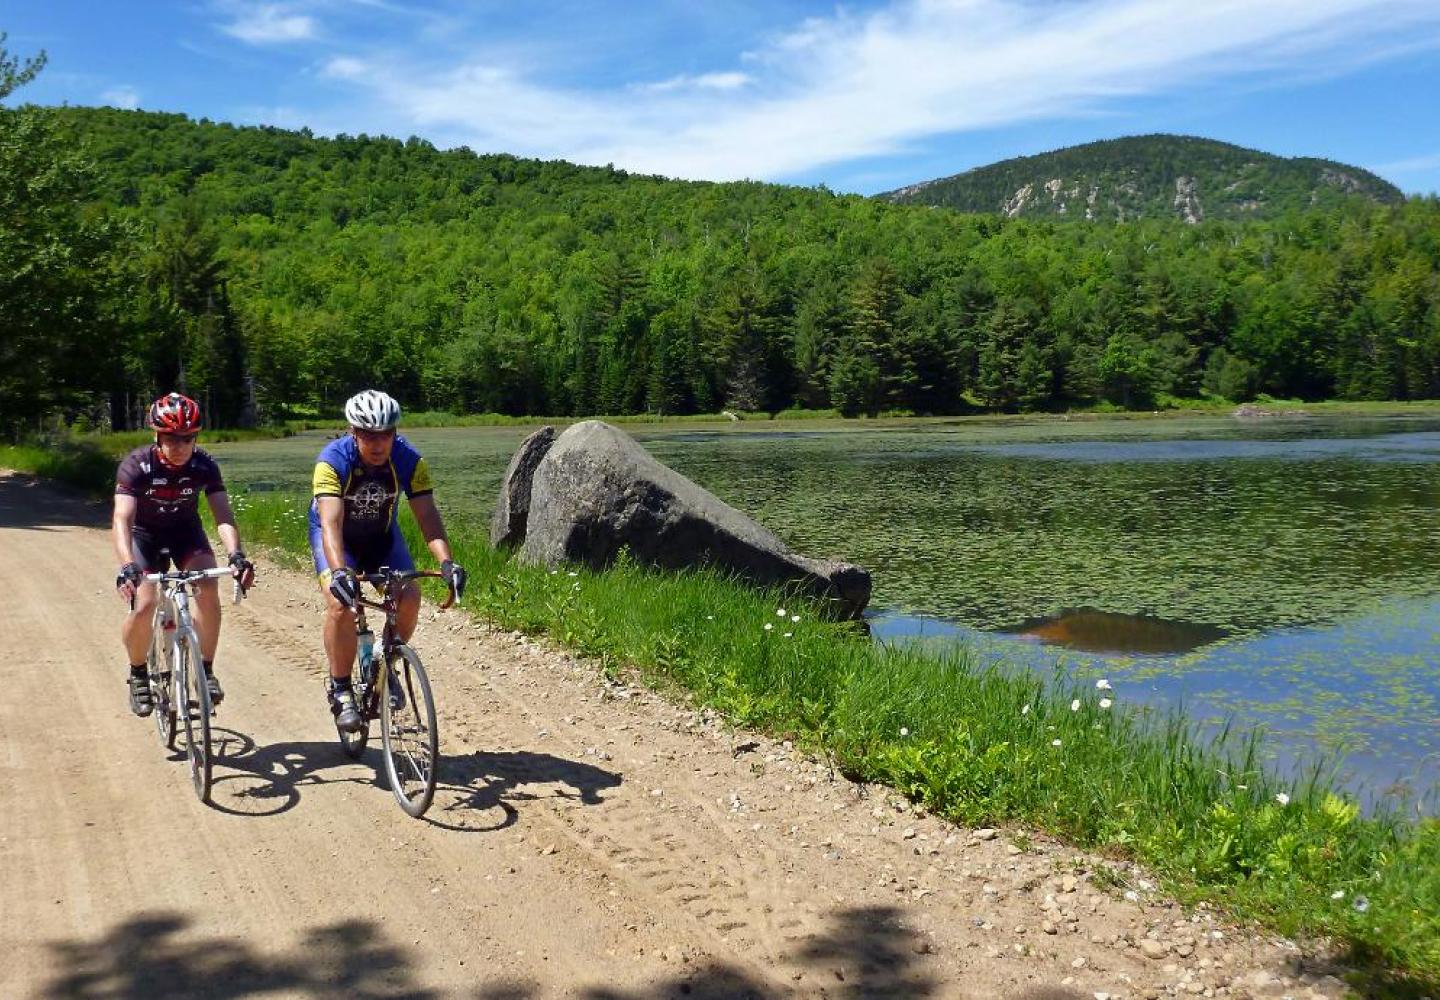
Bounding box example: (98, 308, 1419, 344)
(424, 749, 622, 833)
(0, 471, 108, 531)
(474, 904, 941, 999)
(40, 911, 437, 999)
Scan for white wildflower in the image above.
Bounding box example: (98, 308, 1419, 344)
(900, 727, 910, 737)
(783, 632, 792, 638)
(1070, 699, 1081, 712)
(1099, 698, 1113, 709)
(776, 608, 787, 617)
(1095, 679, 1112, 690)
(791, 614, 800, 622)
(1051, 739, 1062, 747)
(1275, 792, 1290, 806)
(1353, 895, 1370, 913)
(1331, 890, 1345, 900)
(1021, 704, 1031, 716)
(763, 622, 774, 631)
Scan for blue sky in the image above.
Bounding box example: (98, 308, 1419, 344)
(6, 0, 1440, 196)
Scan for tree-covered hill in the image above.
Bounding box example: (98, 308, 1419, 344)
(880, 134, 1403, 222)
(5, 100, 1440, 434)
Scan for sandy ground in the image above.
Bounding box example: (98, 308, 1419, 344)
(0, 470, 1354, 1000)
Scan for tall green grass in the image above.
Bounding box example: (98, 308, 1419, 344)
(0, 428, 293, 498)
(224, 488, 1440, 989)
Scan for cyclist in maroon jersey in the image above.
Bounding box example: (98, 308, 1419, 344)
(113, 393, 255, 716)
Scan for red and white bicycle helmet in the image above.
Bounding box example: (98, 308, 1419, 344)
(149, 392, 202, 433)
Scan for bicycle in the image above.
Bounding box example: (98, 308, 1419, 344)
(139, 566, 244, 803)
(336, 567, 453, 818)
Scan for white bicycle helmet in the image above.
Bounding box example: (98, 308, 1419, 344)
(344, 389, 401, 430)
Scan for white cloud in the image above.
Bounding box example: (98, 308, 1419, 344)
(221, 3, 318, 45)
(317, 0, 1440, 181)
(634, 71, 752, 95)
(100, 86, 140, 110)
(1371, 150, 1440, 176)
(323, 56, 368, 80)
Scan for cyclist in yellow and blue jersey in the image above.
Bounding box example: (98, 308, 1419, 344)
(309, 389, 465, 732)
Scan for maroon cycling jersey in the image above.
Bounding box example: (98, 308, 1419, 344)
(115, 445, 226, 533)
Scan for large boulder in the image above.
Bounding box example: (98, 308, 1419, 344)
(490, 425, 557, 548)
(512, 420, 870, 618)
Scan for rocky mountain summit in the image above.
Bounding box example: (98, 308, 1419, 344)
(881, 134, 1403, 223)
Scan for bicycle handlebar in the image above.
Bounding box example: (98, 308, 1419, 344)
(352, 568, 456, 611)
(133, 566, 247, 609)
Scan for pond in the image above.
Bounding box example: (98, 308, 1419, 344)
(211, 412, 1440, 810)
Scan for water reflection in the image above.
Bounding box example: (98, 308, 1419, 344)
(1003, 608, 1228, 655)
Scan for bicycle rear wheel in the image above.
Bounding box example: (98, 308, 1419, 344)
(379, 644, 438, 818)
(177, 630, 213, 802)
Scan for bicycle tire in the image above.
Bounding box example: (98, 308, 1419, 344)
(379, 644, 438, 818)
(149, 606, 177, 749)
(339, 706, 370, 760)
(177, 630, 213, 803)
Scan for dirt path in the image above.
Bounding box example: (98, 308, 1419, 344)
(0, 471, 1350, 1000)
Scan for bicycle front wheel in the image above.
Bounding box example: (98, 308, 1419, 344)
(177, 630, 213, 803)
(150, 610, 176, 749)
(379, 644, 438, 818)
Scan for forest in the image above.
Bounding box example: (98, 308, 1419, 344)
(3, 40, 1440, 433)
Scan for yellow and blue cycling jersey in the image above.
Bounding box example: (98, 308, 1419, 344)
(308, 434, 433, 575)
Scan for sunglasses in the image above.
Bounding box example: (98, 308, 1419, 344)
(160, 432, 198, 444)
(352, 428, 396, 443)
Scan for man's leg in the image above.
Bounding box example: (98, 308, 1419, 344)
(317, 569, 363, 733)
(395, 581, 420, 642)
(182, 548, 224, 705)
(122, 580, 159, 666)
(183, 549, 221, 660)
(321, 573, 358, 679)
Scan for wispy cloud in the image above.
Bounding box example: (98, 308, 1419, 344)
(309, 0, 1440, 181)
(634, 71, 752, 95)
(100, 85, 140, 110)
(1371, 150, 1440, 176)
(220, 3, 318, 45)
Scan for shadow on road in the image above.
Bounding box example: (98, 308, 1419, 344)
(476, 904, 943, 999)
(203, 730, 620, 831)
(425, 749, 622, 833)
(41, 911, 437, 999)
(0, 471, 108, 531)
(41, 905, 951, 999)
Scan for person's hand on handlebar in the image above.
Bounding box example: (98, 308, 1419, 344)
(441, 559, 467, 601)
(116, 562, 142, 605)
(329, 566, 359, 608)
(228, 550, 256, 592)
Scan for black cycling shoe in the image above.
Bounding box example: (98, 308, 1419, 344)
(128, 673, 154, 718)
(329, 683, 363, 733)
(206, 671, 224, 708)
(387, 671, 406, 712)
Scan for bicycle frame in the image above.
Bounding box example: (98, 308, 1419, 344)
(349, 568, 449, 710)
(339, 566, 451, 818)
(135, 565, 240, 803)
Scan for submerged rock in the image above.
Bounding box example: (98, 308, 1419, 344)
(509, 420, 870, 618)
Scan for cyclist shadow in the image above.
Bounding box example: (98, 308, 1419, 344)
(424, 750, 622, 833)
(204, 727, 395, 818)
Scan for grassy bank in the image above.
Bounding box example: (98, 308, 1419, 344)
(223, 489, 1440, 991)
(0, 428, 292, 497)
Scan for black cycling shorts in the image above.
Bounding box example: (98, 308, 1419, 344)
(132, 521, 214, 573)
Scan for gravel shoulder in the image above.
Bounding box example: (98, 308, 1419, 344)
(0, 471, 1351, 999)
